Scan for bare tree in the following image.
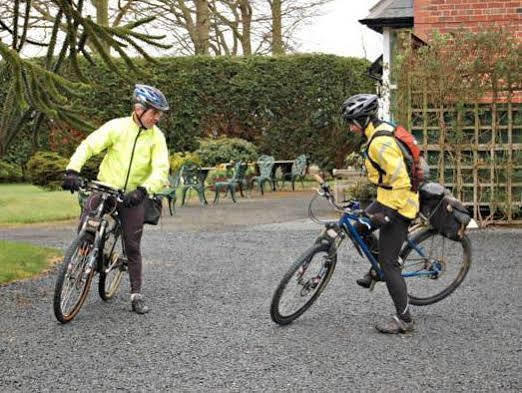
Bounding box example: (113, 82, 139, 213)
(208, 0, 252, 55)
(265, 0, 332, 55)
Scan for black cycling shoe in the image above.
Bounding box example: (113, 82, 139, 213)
(356, 272, 373, 288)
(131, 294, 150, 314)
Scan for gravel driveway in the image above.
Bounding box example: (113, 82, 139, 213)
(0, 191, 520, 392)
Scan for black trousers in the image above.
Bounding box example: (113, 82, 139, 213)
(80, 194, 145, 293)
(354, 201, 412, 318)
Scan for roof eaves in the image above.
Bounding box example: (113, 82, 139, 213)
(359, 17, 414, 34)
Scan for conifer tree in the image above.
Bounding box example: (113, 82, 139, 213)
(0, 0, 170, 157)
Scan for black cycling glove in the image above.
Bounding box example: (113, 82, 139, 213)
(369, 212, 391, 227)
(62, 170, 81, 193)
(123, 187, 147, 208)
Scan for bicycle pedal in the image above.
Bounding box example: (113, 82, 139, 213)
(369, 280, 377, 292)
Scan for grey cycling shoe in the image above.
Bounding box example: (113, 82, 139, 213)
(375, 316, 414, 334)
(131, 293, 150, 314)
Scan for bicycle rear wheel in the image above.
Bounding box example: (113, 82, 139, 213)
(98, 252, 126, 301)
(98, 230, 126, 301)
(53, 233, 96, 323)
(270, 243, 336, 325)
(401, 229, 472, 306)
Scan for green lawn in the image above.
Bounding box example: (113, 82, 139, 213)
(0, 184, 81, 225)
(0, 240, 62, 285)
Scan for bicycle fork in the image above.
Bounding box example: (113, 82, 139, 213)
(82, 220, 108, 279)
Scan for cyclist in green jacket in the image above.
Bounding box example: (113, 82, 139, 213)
(341, 94, 418, 334)
(62, 84, 170, 314)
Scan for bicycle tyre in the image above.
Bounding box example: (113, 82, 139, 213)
(401, 228, 472, 306)
(53, 234, 95, 323)
(98, 257, 125, 301)
(98, 230, 125, 301)
(270, 243, 337, 325)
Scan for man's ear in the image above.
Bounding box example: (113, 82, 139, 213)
(133, 104, 144, 115)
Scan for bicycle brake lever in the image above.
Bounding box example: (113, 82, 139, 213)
(357, 212, 374, 231)
(358, 217, 372, 231)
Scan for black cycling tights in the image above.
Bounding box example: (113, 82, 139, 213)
(355, 201, 412, 322)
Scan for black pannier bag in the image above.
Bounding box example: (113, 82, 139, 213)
(144, 196, 162, 225)
(419, 182, 472, 241)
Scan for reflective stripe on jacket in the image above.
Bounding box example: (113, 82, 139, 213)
(66, 116, 170, 194)
(364, 122, 419, 219)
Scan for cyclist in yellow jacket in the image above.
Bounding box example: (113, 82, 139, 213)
(341, 94, 419, 334)
(62, 84, 170, 314)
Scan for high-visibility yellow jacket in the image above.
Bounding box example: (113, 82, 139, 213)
(364, 122, 419, 219)
(66, 116, 170, 194)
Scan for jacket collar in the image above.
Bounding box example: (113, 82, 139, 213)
(364, 121, 377, 141)
(130, 113, 154, 132)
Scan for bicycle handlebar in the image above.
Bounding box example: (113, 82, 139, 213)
(311, 174, 373, 229)
(78, 178, 124, 202)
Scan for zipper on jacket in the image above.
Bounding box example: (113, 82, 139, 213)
(123, 127, 144, 192)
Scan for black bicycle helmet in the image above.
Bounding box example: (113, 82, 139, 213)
(340, 94, 379, 124)
(133, 84, 169, 112)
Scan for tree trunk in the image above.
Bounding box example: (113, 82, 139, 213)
(271, 0, 283, 55)
(195, 0, 210, 54)
(94, 0, 110, 53)
(239, 0, 252, 55)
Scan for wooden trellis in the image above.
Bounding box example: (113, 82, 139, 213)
(390, 29, 522, 226)
(407, 97, 522, 225)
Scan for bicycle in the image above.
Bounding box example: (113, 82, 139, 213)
(53, 180, 128, 323)
(270, 178, 472, 326)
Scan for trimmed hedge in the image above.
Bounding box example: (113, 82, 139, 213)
(69, 55, 372, 171)
(5, 54, 373, 172)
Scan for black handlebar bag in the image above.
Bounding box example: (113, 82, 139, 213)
(144, 196, 162, 225)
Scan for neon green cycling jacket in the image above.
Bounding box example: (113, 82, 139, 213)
(66, 116, 170, 195)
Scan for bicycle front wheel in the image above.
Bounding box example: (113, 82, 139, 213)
(53, 233, 96, 323)
(270, 243, 337, 325)
(401, 229, 472, 306)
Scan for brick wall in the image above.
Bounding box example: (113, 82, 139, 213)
(414, 0, 522, 41)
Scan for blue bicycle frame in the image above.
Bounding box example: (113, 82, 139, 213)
(335, 210, 436, 280)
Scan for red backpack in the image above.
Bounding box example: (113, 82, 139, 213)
(366, 122, 425, 192)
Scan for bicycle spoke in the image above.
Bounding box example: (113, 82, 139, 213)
(98, 233, 125, 301)
(402, 230, 471, 305)
(60, 247, 90, 315)
(277, 250, 331, 317)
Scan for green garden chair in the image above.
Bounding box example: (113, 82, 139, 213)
(280, 154, 307, 191)
(180, 162, 208, 206)
(156, 171, 181, 215)
(213, 161, 248, 204)
(251, 155, 275, 195)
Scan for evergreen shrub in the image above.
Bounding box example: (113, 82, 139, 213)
(26, 151, 68, 190)
(0, 160, 24, 183)
(169, 152, 202, 174)
(196, 137, 258, 167)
